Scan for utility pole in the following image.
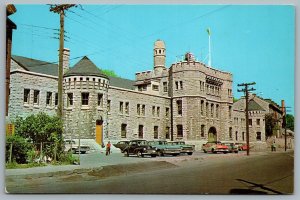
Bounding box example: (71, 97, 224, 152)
(50, 4, 76, 118)
(237, 82, 256, 156)
(280, 100, 291, 152)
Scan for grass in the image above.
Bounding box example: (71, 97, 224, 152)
(6, 162, 47, 169)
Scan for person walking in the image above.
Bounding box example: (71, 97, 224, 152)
(106, 141, 111, 156)
(271, 141, 276, 152)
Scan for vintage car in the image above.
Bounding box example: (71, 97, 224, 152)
(64, 139, 90, 154)
(113, 140, 130, 151)
(122, 139, 157, 157)
(236, 143, 249, 151)
(202, 141, 229, 154)
(167, 141, 194, 155)
(222, 142, 239, 153)
(148, 140, 181, 156)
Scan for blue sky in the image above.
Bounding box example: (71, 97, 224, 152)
(9, 4, 295, 114)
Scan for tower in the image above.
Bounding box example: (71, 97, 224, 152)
(154, 39, 166, 70)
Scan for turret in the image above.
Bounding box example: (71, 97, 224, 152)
(154, 39, 166, 71)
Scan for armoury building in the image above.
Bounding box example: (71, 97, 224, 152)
(7, 40, 284, 150)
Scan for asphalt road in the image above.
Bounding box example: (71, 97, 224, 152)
(6, 151, 294, 194)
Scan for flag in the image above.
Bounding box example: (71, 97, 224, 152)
(207, 28, 211, 36)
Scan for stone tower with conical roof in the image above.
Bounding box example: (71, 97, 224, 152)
(154, 39, 166, 71)
(63, 56, 109, 145)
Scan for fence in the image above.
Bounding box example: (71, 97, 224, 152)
(6, 141, 61, 164)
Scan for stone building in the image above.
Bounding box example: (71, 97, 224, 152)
(8, 39, 282, 150)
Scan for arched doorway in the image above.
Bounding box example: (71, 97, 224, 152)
(95, 119, 103, 146)
(208, 127, 217, 142)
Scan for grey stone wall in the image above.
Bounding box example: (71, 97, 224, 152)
(8, 70, 57, 120)
(107, 87, 171, 141)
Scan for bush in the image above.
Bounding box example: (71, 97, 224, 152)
(6, 135, 34, 164)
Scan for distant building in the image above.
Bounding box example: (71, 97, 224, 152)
(8, 39, 283, 150)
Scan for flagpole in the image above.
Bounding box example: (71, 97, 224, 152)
(207, 28, 211, 67)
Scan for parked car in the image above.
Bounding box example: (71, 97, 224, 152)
(223, 142, 238, 153)
(113, 140, 130, 151)
(122, 139, 157, 157)
(64, 139, 90, 154)
(167, 141, 194, 155)
(148, 140, 181, 156)
(236, 143, 249, 151)
(202, 141, 229, 154)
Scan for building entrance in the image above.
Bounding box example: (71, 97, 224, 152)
(208, 127, 217, 142)
(95, 119, 103, 146)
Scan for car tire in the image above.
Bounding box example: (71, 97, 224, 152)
(158, 151, 164, 157)
(137, 151, 143, 157)
(124, 151, 129, 157)
(212, 149, 217, 154)
(151, 154, 156, 157)
(203, 150, 207, 153)
(187, 152, 193, 155)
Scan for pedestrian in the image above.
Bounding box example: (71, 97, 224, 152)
(106, 141, 111, 156)
(271, 141, 276, 152)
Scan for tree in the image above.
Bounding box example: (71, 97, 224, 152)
(285, 114, 294, 131)
(13, 112, 64, 161)
(101, 69, 119, 78)
(265, 113, 278, 138)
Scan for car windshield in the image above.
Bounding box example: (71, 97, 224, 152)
(137, 140, 148, 145)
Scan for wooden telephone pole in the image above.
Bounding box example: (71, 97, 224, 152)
(237, 82, 256, 156)
(50, 4, 76, 118)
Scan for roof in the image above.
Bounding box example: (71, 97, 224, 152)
(64, 56, 108, 78)
(12, 55, 58, 76)
(154, 39, 165, 49)
(248, 99, 265, 111)
(109, 76, 135, 90)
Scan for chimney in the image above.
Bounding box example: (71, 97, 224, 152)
(58, 48, 70, 74)
(62, 48, 70, 74)
(281, 100, 285, 115)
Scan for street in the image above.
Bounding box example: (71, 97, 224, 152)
(6, 151, 294, 194)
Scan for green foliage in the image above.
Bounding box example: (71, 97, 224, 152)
(286, 114, 294, 131)
(54, 153, 79, 165)
(6, 135, 34, 164)
(6, 161, 46, 169)
(101, 69, 119, 78)
(13, 112, 64, 162)
(265, 113, 278, 138)
(233, 98, 239, 103)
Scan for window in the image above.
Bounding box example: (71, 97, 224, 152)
(163, 82, 168, 92)
(98, 93, 103, 107)
(33, 90, 40, 105)
(177, 100, 182, 115)
(180, 81, 183, 89)
(154, 126, 158, 139)
(138, 125, 144, 139)
(152, 106, 155, 116)
(137, 104, 141, 115)
(24, 89, 30, 104)
(165, 107, 170, 118)
(81, 92, 89, 106)
(119, 102, 123, 113)
(216, 104, 219, 118)
(67, 93, 73, 107)
(200, 100, 204, 116)
(242, 132, 245, 141)
(211, 104, 214, 118)
(175, 81, 179, 90)
(121, 124, 127, 138)
(125, 102, 129, 114)
(206, 102, 209, 117)
(165, 127, 170, 139)
(249, 119, 252, 126)
(201, 125, 205, 137)
(235, 131, 238, 141)
(152, 85, 159, 91)
(142, 105, 146, 116)
(46, 92, 52, 106)
(256, 132, 261, 141)
(177, 125, 183, 137)
(229, 106, 232, 118)
(55, 93, 58, 106)
(229, 127, 232, 139)
(107, 100, 111, 112)
(157, 106, 160, 117)
(256, 119, 260, 126)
